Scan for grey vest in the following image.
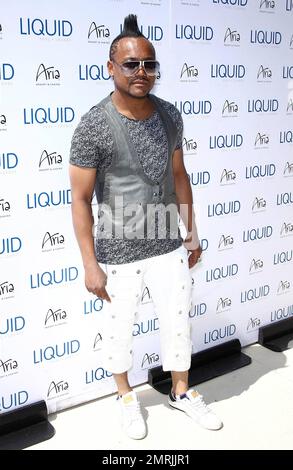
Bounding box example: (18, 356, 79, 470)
(95, 94, 179, 240)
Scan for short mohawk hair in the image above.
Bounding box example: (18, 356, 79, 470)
(109, 14, 154, 59)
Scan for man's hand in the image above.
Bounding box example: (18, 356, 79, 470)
(85, 263, 111, 302)
(183, 239, 202, 269)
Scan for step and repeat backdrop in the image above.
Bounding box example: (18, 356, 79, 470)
(1, 0, 293, 414)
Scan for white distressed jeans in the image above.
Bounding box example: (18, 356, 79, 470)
(100, 245, 193, 374)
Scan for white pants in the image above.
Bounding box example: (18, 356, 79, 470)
(100, 245, 193, 374)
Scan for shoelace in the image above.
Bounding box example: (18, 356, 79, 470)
(189, 394, 210, 415)
(123, 401, 143, 422)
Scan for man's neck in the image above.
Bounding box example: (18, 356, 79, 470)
(111, 90, 155, 120)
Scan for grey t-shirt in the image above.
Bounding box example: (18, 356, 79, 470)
(70, 94, 183, 264)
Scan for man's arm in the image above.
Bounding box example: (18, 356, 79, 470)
(172, 148, 202, 268)
(69, 164, 110, 302)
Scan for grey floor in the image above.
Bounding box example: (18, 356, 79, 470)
(28, 344, 293, 450)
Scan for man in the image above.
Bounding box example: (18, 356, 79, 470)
(69, 14, 223, 439)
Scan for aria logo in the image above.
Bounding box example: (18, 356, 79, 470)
(0, 113, 7, 129)
(93, 332, 102, 350)
(284, 162, 293, 176)
(247, 317, 261, 332)
(0, 358, 18, 377)
(218, 234, 234, 250)
(287, 99, 293, 114)
(277, 280, 291, 294)
(224, 27, 240, 45)
(44, 308, 67, 327)
(259, 0, 275, 12)
(249, 258, 264, 274)
(141, 286, 152, 304)
(252, 197, 266, 212)
(220, 169, 236, 185)
(254, 132, 269, 148)
(47, 380, 69, 399)
(180, 63, 199, 81)
(222, 100, 238, 116)
(0, 198, 11, 217)
(216, 297, 232, 313)
(141, 352, 159, 369)
(39, 150, 62, 170)
(0, 280, 15, 299)
(88, 22, 110, 43)
(183, 137, 197, 154)
(280, 222, 293, 237)
(257, 65, 272, 81)
(42, 232, 65, 251)
(36, 64, 60, 85)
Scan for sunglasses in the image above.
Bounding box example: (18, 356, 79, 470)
(113, 59, 160, 76)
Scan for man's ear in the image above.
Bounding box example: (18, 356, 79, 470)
(107, 60, 114, 77)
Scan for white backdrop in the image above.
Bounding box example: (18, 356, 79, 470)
(1, 0, 293, 415)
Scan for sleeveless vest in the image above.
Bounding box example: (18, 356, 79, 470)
(95, 94, 179, 240)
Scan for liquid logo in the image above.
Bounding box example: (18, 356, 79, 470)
(0, 316, 25, 335)
(0, 391, 28, 412)
(20, 18, 72, 37)
(175, 24, 213, 41)
(79, 64, 110, 81)
(273, 249, 293, 265)
(0, 153, 18, 170)
(23, 107, 74, 125)
(250, 30, 281, 45)
(206, 263, 238, 282)
(211, 64, 245, 79)
(83, 297, 103, 314)
(30, 266, 78, 289)
(0, 63, 14, 80)
(271, 304, 293, 322)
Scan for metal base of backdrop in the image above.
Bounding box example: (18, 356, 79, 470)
(0, 400, 55, 450)
(258, 317, 293, 352)
(148, 339, 251, 394)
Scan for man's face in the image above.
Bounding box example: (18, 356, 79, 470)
(108, 37, 157, 99)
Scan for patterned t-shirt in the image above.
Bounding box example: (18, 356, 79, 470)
(69, 94, 183, 264)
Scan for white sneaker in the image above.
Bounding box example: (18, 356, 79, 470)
(117, 391, 147, 439)
(168, 389, 223, 431)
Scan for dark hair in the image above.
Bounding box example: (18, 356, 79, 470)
(109, 14, 155, 59)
